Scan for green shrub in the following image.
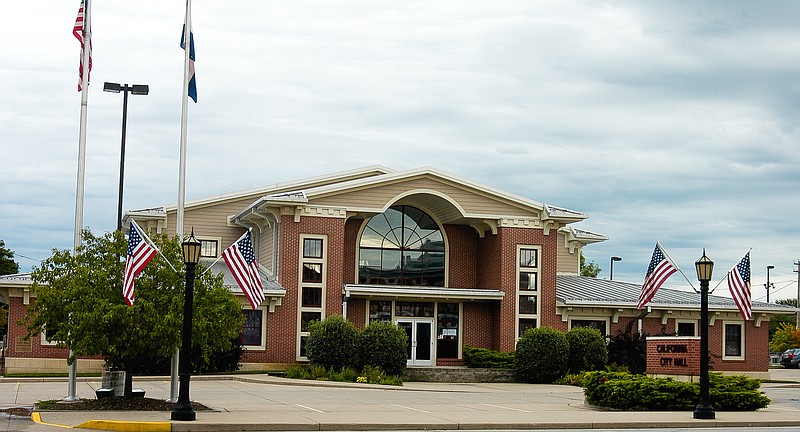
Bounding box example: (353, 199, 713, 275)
(606, 321, 647, 374)
(358, 321, 408, 376)
(284, 365, 310, 379)
(463, 345, 515, 369)
(583, 371, 770, 411)
(305, 315, 359, 371)
(709, 374, 771, 411)
(515, 327, 569, 383)
(565, 326, 608, 373)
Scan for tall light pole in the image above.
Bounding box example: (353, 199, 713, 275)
(693, 250, 715, 420)
(766, 265, 774, 303)
(103, 82, 149, 231)
(171, 229, 201, 421)
(610, 256, 622, 280)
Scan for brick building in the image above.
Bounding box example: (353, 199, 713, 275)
(0, 166, 793, 377)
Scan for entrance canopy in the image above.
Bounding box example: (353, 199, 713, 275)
(344, 284, 504, 301)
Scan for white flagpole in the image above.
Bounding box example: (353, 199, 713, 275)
(170, 0, 192, 403)
(66, 0, 92, 403)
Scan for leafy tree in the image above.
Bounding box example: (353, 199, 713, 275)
(579, 252, 601, 277)
(769, 299, 797, 341)
(0, 240, 20, 275)
(769, 322, 800, 353)
(22, 229, 244, 397)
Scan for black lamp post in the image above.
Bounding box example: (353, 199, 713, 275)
(171, 229, 201, 421)
(610, 256, 622, 280)
(693, 250, 715, 420)
(766, 265, 774, 303)
(103, 82, 149, 231)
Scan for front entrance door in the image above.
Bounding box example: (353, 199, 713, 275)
(397, 318, 435, 367)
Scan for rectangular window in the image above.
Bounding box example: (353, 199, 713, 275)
(200, 239, 219, 258)
(436, 303, 459, 359)
(518, 272, 537, 290)
(677, 321, 697, 337)
(518, 318, 537, 337)
(302, 287, 322, 307)
(519, 248, 537, 267)
(518, 295, 537, 314)
(301, 311, 321, 332)
(303, 238, 323, 258)
(241, 310, 263, 346)
(724, 323, 744, 358)
(516, 245, 541, 338)
(395, 301, 434, 317)
(369, 301, 392, 322)
(570, 319, 608, 336)
(302, 263, 322, 283)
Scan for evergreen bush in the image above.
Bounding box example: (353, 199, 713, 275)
(463, 345, 515, 369)
(515, 327, 568, 383)
(565, 326, 607, 373)
(358, 321, 408, 376)
(607, 320, 647, 374)
(583, 371, 770, 411)
(305, 315, 359, 371)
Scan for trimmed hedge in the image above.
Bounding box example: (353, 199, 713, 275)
(515, 327, 568, 383)
(583, 371, 770, 411)
(305, 315, 359, 371)
(358, 321, 408, 376)
(463, 345, 515, 369)
(565, 326, 607, 373)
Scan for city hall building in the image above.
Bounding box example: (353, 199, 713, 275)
(0, 166, 793, 377)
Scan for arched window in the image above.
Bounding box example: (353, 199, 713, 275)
(359, 205, 445, 287)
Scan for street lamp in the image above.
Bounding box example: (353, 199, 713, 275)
(766, 265, 775, 303)
(693, 250, 715, 420)
(103, 82, 149, 231)
(610, 256, 622, 280)
(171, 229, 201, 421)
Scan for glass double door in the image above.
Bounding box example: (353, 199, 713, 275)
(397, 318, 435, 367)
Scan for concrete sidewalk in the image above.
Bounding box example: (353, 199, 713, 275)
(3, 370, 800, 431)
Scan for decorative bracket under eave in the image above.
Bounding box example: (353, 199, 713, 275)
(267, 296, 283, 313)
(660, 310, 672, 325)
(612, 308, 624, 324)
(755, 313, 766, 328)
(560, 306, 573, 323)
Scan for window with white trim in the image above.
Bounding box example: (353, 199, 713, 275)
(516, 245, 541, 337)
(723, 321, 744, 359)
(241, 308, 266, 349)
(676, 320, 697, 337)
(298, 235, 326, 359)
(569, 318, 609, 336)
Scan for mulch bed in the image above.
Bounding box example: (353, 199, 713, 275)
(37, 398, 210, 411)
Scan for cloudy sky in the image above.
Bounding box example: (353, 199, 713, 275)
(2, 1, 799, 301)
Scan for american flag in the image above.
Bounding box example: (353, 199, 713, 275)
(180, 24, 197, 102)
(73, 0, 92, 91)
(123, 222, 157, 306)
(222, 231, 264, 309)
(728, 252, 751, 320)
(637, 242, 678, 309)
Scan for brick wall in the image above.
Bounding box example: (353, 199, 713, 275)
(445, 224, 478, 288)
(646, 337, 701, 376)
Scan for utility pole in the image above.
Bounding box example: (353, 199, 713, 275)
(795, 260, 800, 329)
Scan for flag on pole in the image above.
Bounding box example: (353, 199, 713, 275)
(180, 24, 197, 102)
(222, 231, 265, 309)
(727, 251, 752, 320)
(123, 221, 158, 306)
(637, 242, 678, 309)
(73, 0, 92, 91)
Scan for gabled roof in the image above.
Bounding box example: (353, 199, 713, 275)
(556, 275, 796, 314)
(200, 259, 286, 296)
(163, 165, 394, 212)
(234, 166, 588, 226)
(0, 272, 33, 286)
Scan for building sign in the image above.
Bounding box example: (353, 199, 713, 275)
(646, 336, 700, 376)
